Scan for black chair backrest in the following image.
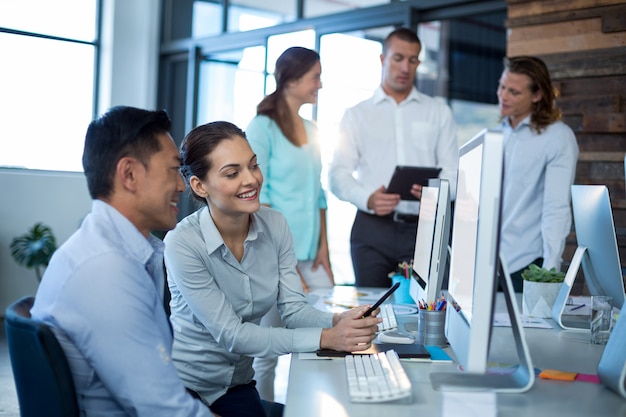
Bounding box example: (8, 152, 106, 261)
(4, 296, 79, 417)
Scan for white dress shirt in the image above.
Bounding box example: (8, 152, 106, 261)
(329, 86, 458, 214)
(500, 115, 579, 273)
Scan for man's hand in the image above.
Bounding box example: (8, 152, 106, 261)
(409, 183, 423, 200)
(367, 186, 400, 216)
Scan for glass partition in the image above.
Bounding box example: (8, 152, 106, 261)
(197, 46, 266, 128)
(305, 0, 390, 18)
(228, 0, 295, 31)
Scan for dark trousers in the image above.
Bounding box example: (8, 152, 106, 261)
(503, 258, 544, 293)
(350, 211, 418, 288)
(189, 382, 284, 417)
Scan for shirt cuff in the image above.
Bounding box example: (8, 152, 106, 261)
(292, 328, 325, 352)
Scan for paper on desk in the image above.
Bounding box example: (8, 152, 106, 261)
(442, 390, 496, 417)
(492, 313, 552, 329)
(563, 296, 591, 316)
(310, 287, 389, 313)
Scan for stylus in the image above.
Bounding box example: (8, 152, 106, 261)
(362, 282, 401, 318)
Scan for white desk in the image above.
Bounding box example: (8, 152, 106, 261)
(285, 289, 626, 417)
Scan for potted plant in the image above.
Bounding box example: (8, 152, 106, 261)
(521, 264, 565, 318)
(10, 222, 57, 283)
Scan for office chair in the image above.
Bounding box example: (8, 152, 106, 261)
(4, 296, 79, 417)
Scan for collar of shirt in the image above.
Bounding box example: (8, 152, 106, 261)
(92, 200, 162, 265)
(372, 85, 422, 106)
(502, 114, 532, 132)
(92, 200, 165, 299)
(198, 206, 263, 255)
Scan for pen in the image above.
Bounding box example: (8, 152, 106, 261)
(569, 304, 585, 311)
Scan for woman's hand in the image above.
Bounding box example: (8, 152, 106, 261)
(295, 265, 311, 293)
(320, 306, 381, 352)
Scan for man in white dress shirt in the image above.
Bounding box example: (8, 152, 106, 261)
(329, 27, 458, 288)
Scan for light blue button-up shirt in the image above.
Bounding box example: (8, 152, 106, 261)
(500, 116, 579, 273)
(246, 115, 327, 261)
(163, 206, 333, 405)
(31, 200, 211, 417)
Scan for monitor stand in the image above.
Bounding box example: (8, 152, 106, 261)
(430, 255, 535, 393)
(551, 246, 589, 330)
(598, 301, 626, 398)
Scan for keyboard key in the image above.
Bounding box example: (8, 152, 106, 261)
(377, 304, 398, 332)
(344, 350, 412, 403)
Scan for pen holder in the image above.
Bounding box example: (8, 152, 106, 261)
(417, 310, 447, 347)
(391, 275, 413, 304)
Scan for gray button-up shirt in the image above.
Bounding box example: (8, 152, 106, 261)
(164, 206, 333, 405)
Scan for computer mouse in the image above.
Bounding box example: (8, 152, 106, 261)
(377, 330, 416, 344)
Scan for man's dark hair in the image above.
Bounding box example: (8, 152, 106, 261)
(383, 27, 421, 54)
(82, 106, 172, 199)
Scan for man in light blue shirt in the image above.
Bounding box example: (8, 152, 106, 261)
(497, 56, 579, 291)
(31, 106, 214, 416)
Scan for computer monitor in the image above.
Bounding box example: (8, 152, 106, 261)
(430, 128, 535, 393)
(552, 185, 626, 329)
(409, 178, 451, 306)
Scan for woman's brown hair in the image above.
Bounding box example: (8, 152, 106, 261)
(256, 46, 320, 145)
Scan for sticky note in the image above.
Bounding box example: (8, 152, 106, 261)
(538, 369, 578, 381)
(575, 373, 600, 384)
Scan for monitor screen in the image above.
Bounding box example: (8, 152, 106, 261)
(410, 179, 451, 306)
(573, 185, 625, 310)
(553, 185, 626, 329)
(445, 128, 504, 373)
(431, 129, 535, 393)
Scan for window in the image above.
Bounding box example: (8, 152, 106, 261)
(0, 0, 98, 172)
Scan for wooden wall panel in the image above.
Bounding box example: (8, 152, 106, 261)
(575, 133, 626, 153)
(507, 0, 625, 19)
(552, 74, 626, 98)
(508, 18, 626, 56)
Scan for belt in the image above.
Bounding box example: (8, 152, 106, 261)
(392, 212, 419, 224)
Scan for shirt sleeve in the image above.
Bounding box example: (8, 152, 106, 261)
(434, 104, 459, 200)
(307, 121, 328, 211)
(540, 125, 579, 270)
(55, 255, 212, 417)
(272, 213, 334, 328)
(165, 222, 332, 356)
(329, 109, 374, 212)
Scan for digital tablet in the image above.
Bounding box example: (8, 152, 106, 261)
(386, 166, 442, 200)
(316, 342, 431, 360)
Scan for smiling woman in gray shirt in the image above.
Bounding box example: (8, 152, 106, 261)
(164, 121, 380, 417)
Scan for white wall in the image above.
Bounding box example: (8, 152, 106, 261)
(0, 169, 92, 312)
(0, 0, 161, 314)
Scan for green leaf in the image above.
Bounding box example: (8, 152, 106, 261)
(521, 264, 565, 282)
(9, 223, 57, 282)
